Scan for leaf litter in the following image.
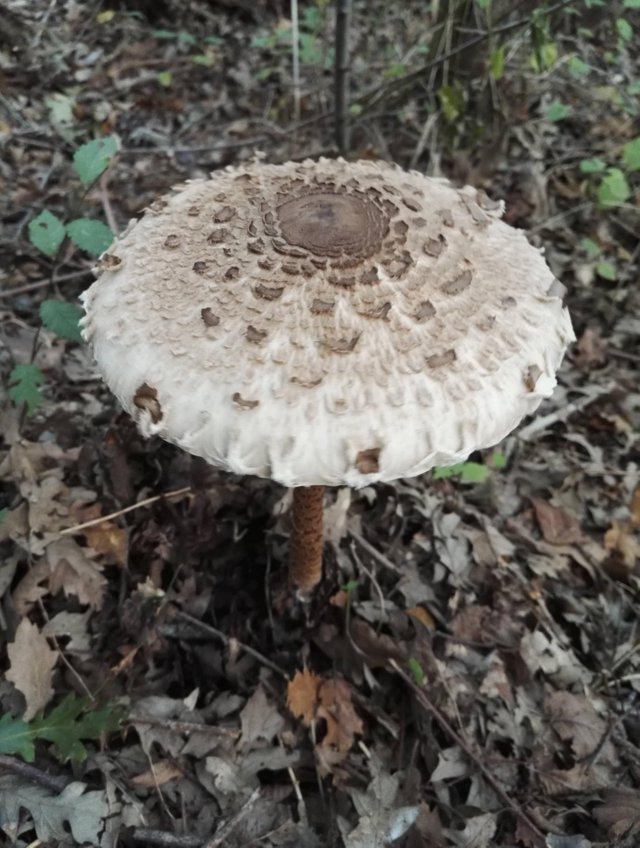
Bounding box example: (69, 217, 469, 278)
(1, 1, 640, 846)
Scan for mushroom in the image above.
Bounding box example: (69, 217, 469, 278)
(81, 158, 574, 593)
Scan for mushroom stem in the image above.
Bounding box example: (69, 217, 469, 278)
(289, 485, 325, 593)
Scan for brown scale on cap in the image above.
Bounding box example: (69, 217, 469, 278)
(133, 383, 162, 423)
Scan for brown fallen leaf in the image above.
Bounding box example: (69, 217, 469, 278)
(82, 517, 128, 568)
(287, 668, 320, 727)
(573, 326, 606, 370)
(6, 618, 58, 720)
(316, 678, 363, 753)
(12, 559, 51, 616)
(46, 537, 107, 609)
(603, 520, 639, 571)
(545, 691, 614, 761)
(532, 499, 582, 546)
(131, 759, 183, 787)
(594, 788, 640, 840)
(287, 669, 362, 770)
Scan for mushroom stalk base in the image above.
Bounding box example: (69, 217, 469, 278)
(289, 485, 325, 593)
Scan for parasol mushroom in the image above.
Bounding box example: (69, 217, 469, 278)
(81, 158, 574, 594)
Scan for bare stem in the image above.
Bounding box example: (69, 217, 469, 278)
(289, 486, 325, 592)
(334, 0, 352, 155)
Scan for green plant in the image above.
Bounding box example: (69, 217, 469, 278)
(434, 450, 506, 484)
(9, 136, 118, 417)
(0, 694, 123, 763)
(29, 136, 117, 260)
(578, 135, 639, 210)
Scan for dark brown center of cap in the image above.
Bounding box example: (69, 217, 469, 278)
(276, 192, 388, 258)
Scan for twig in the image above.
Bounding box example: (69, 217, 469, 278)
(350, 531, 401, 574)
(131, 829, 202, 848)
(389, 660, 546, 846)
(118, 138, 266, 156)
(0, 268, 93, 300)
(0, 754, 69, 794)
(290, 0, 301, 125)
(131, 716, 239, 739)
(173, 611, 289, 681)
(334, 0, 352, 155)
(99, 172, 119, 235)
(203, 787, 261, 848)
(59, 487, 192, 536)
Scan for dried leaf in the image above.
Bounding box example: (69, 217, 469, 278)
(83, 519, 128, 567)
(520, 630, 591, 687)
(131, 759, 183, 787)
(594, 788, 640, 839)
(0, 776, 108, 843)
(339, 769, 418, 848)
(532, 499, 582, 545)
(287, 668, 320, 727)
(545, 691, 612, 761)
(239, 685, 285, 751)
(42, 610, 92, 653)
(46, 537, 107, 609)
(447, 812, 497, 847)
(6, 619, 58, 720)
(603, 520, 639, 570)
(316, 678, 363, 753)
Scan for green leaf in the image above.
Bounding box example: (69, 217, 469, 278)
(407, 658, 424, 686)
(152, 28, 177, 39)
(490, 450, 507, 469)
(489, 46, 505, 80)
(433, 462, 465, 480)
(156, 70, 172, 86)
(176, 30, 196, 44)
(460, 462, 489, 483)
(0, 714, 36, 761)
(31, 694, 123, 763)
(596, 168, 631, 206)
(624, 0, 640, 8)
(39, 299, 84, 343)
(8, 364, 44, 414)
(580, 237, 600, 258)
(437, 84, 464, 122)
(616, 18, 632, 41)
(579, 157, 606, 173)
(0, 508, 8, 526)
(383, 62, 407, 79)
(568, 56, 589, 78)
(596, 260, 617, 280)
(545, 100, 570, 122)
(28, 210, 66, 257)
(66, 218, 113, 257)
(628, 80, 640, 96)
(72, 136, 118, 185)
(191, 53, 215, 66)
(622, 137, 640, 171)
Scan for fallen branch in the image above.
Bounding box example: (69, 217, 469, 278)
(0, 754, 69, 794)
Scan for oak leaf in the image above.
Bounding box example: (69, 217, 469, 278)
(6, 619, 58, 720)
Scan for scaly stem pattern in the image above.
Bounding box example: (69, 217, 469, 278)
(289, 486, 325, 593)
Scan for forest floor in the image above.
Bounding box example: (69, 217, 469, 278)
(1, 1, 640, 846)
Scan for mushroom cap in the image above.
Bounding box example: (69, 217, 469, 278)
(81, 158, 574, 487)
